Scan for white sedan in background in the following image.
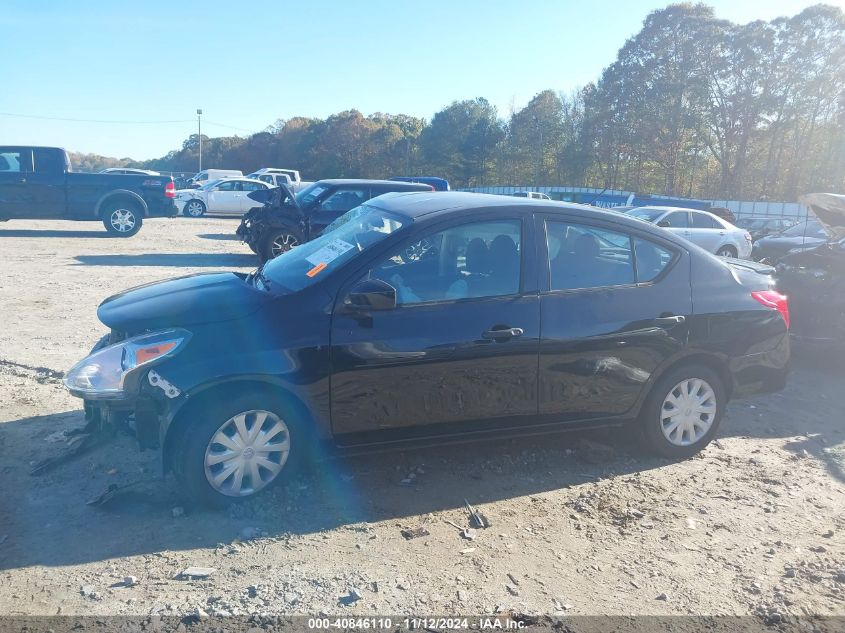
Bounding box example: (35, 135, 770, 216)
(175, 178, 271, 217)
(628, 206, 752, 258)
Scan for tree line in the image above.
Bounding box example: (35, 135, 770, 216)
(82, 3, 845, 201)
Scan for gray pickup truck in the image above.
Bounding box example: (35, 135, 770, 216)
(0, 146, 177, 236)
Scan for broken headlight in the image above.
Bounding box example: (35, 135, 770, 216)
(64, 329, 191, 398)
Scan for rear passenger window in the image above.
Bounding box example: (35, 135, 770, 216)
(663, 212, 689, 228)
(633, 238, 674, 282)
(690, 213, 720, 229)
(547, 221, 635, 290)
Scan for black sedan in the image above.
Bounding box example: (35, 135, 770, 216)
(751, 218, 830, 262)
(736, 217, 797, 241)
(64, 193, 790, 507)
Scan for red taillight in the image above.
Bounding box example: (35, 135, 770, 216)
(752, 290, 790, 329)
(165, 181, 176, 199)
(427, 185, 435, 192)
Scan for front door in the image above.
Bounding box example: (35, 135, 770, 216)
(207, 180, 241, 214)
(538, 216, 692, 421)
(330, 216, 540, 438)
(310, 187, 369, 234)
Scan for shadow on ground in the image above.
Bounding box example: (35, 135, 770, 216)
(1, 348, 842, 572)
(73, 253, 257, 267)
(0, 228, 107, 238)
(197, 233, 241, 241)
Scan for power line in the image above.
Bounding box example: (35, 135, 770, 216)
(0, 111, 256, 133)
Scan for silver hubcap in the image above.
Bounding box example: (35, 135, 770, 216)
(110, 209, 136, 232)
(717, 248, 733, 257)
(186, 201, 204, 216)
(660, 378, 717, 446)
(204, 410, 290, 497)
(271, 234, 299, 258)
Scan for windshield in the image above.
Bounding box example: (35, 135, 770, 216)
(781, 219, 828, 238)
(628, 208, 665, 222)
(263, 204, 407, 292)
(295, 182, 330, 207)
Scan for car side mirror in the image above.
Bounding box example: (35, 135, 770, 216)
(345, 279, 397, 311)
(657, 220, 671, 228)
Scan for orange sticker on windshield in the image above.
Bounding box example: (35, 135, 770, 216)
(306, 262, 327, 277)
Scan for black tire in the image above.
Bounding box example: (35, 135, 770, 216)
(102, 200, 143, 237)
(639, 363, 726, 459)
(171, 391, 309, 508)
(183, 199, 206, 218)
(716, 245, 737, 258)
(259, 227, 303, 261)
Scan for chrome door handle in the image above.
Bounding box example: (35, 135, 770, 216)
(482, 327, 524, 340)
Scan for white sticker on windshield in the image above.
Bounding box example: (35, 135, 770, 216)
(305, 239, 355, 266)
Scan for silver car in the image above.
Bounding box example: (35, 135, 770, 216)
(628, 206, 752, 258)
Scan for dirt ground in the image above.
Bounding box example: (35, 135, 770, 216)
(0, 217, 843, 622)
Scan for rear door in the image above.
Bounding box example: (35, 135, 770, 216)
(330, 213, 540, 438)
(688, 211, 724, 252)
(538, 215, 692, 421)
(0, 148, 32, 219)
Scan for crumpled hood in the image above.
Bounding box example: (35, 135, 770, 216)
(800, 193, 845, 240)
(97, 272, 271, 333)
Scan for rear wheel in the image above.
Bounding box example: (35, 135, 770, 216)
(102, 201, 143, 237)
(716, 245, 737, 258)
(260, 228, 302, 261)
(172, 392, 307, 508)
(639, 364, 725, 459)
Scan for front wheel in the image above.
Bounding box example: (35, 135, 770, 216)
(639, 364, 726, 459)
(172, 393, 306, 508)
(183, 199, 206, 218)
(716, 245, 737, 258)
(102, 202, 143, 237)
(260, 228, 303, 261)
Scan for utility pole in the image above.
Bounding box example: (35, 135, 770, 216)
(197, 108, 203, 172)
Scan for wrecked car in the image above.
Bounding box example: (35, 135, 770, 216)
(775, 193, 845, 345)
(64, 192, 790, 507)
(235, 179, 433, 261)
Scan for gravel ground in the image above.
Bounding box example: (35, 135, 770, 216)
(0, 217, 843, 622)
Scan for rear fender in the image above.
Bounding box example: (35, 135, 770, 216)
(94, 190, 149, 218)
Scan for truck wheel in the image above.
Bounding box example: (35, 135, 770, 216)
(639, 364, 726, 459)
(102, 201, 143, 237)
(260, 228, 302, 261)
(171, 392, 307, 508)
(184, 200, 206, 218)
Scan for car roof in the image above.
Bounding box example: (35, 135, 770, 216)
(633, 206, 704, 213)
(365, 191, 652, 226)
(315, 178, 430, 188)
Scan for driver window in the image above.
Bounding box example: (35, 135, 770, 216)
(319, 188, 368, 212)
(370, 220, 522, 305)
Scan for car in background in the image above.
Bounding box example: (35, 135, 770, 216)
(100, 167, 161, 176)
(627, 206, 752, 258)
(775, 193, 845, 345)
(247, 168, 307, 192)
(512, 191, 551, 200)
(63, 192, 790, 507)
(236, 178, 434, 260)
(707, 206, 737, 224)
(0, 145, 176, 236)
(751, 218, 830, 262)
(186, 169, 243, 188)
(175, 178, 271, 217)
(736, 217, 797, 240)
(391, 176, 450, 191)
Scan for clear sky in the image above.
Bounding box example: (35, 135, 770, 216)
(0, 0, 840, 160)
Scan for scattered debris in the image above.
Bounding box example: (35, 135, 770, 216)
(507, 573, 520, 586)
(0, 535, 7, 546)
(400, 527, 429, 540)
(80, 585, 100, 600)
(464, 499, 491, 529)
(31, 432, 111, 476)
(656, 593, 669, 601)
(506, 584, 520, 596)
(461, 528, 477, 541)
(179, 567, 216, 579)
(123, 576, 138, 587)
(339, 587, 362, 606)
(172, 506, 185, 518)
(86, 481, 143, 507)
(460, 547, 476, 554)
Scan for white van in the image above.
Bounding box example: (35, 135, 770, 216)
(188, 169, 243, 187)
